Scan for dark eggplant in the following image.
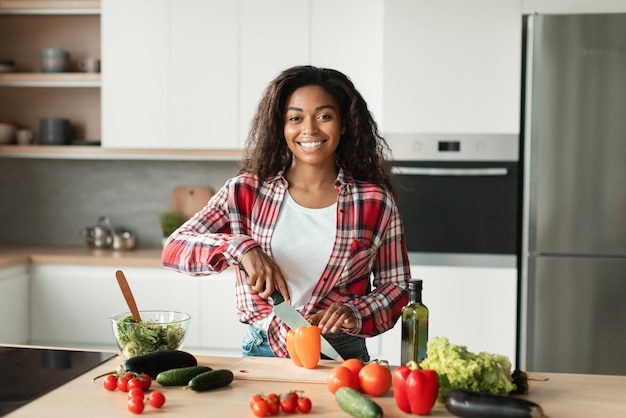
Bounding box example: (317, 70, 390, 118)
(120, 350, 197, 378)
(444, 388, 548, 418)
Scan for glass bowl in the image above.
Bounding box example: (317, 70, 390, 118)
(110, 310, 190, 358)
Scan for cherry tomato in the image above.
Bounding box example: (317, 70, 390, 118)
(266, 395, 280, 416)
(297, 396, 312, 414)
(358, 361, 392, 397)
(327, 365, 360, 394)
(280, 392, 298, 413)
(148, 390, 166, 409)
(127, 387, 145, 400)
(127, 397, 145, 414)
(102, 374, 117, 391)
(117, 375, 130, 392)
(250, 399, 269, 417)
(249, 394, 264, 409)
(139, 373, 152, 390)
(342, 358, 364, 376)
(127, 377, 145, 392)
(286, 329, 304, 367)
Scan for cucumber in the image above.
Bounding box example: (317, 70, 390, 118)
(120, 350, 197, 378)
(335, 387, 383, 418)
(186, 369, 234, 392)
(444, 388, 548, 418)
(156, 365, 213, 386)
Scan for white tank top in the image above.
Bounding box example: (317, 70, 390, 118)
(253, 192, 336, 331)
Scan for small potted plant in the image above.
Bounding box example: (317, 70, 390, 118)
(159, 210, 185, 245)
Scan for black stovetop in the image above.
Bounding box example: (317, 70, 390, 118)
(0, 346, 116, 416)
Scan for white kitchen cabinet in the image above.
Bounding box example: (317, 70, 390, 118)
(239, 0, 385, 144)
(310, 0, 384, 126)
(368, 265, 518, 366)
(198, 268, 248, 356)
(101, 0, 167, 149)
(28, 265, 244, 356)
(383, 0, 522, 135)
(102, 0, 238, 150)
(29, 265, 200, 349)
(238, 0, 310, 146)
(103, 0, 385, 150)
(0, 264, 29, 345)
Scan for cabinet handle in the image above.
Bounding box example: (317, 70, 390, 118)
(391, 167, 508, 176)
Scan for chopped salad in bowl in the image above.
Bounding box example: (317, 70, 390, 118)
(110, 310, 190, 358)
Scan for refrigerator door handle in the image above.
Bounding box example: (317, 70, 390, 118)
(391, 167, 508, 176)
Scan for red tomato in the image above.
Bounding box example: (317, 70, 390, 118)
(249, 394, 264, 409)
(102, 374, 117, 391)
(280, 392, 298, 413)
(117, 375, 130, 392)
(286, 329, 304, 367)
(342, 358, 364, 376)
(139, 373, 152, 390)
(148, 391, 166, 409)
(250, 399, 268, 417)
(327, 365, 360, 394)
(127, 397, 145, 414)
(297, 396, 312, 414)
(127, 378, 145, 392)
(127, 387, 145, 400)
(295, 325, 321, 369)
(358, 361, 392, 397)
(266, 395, 280, 416)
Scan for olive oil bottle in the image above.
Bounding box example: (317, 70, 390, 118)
(401, 279, 429, 365)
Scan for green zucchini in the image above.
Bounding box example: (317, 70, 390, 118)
(186, 369, 234, 392)
(120, 350, 197, 378)
(335, 387, 383, 418)
(156, 365, 213, 386)
(444, 388, 548, 418)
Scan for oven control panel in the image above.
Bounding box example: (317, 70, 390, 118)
(385, 133, 519, 161)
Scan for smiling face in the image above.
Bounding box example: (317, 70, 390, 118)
(283, 85, 344, 169)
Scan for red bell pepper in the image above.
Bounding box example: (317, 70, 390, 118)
(392, 361, 439, 415)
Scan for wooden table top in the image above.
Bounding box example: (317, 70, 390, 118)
(0, 246, 163, 268)
(5, 351, 626, 418)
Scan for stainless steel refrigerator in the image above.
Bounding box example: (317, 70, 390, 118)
(520, 13, 626, 375)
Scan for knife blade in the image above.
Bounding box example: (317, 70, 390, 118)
(271, 289, 344, 362)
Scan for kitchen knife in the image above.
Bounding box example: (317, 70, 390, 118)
(271, 289, 344, 362)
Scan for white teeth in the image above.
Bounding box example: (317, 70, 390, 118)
(299, 141, 324, 148)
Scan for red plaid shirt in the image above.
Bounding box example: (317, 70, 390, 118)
(162, 168, 411, 358)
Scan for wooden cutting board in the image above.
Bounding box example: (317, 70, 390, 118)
(233, 356, 341, 384)
(170, 186, 214, 219)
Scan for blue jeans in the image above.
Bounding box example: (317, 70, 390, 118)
(241, 325, 370, 362)
(241, 326, 275, 357)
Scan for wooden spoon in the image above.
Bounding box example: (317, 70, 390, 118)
(115, 269, 142, 322)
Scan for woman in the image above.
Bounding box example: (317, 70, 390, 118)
(162, 65, 411, 361)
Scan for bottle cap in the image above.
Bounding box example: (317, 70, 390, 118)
(408, 279, 423, 291)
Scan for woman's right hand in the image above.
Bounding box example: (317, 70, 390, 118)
(240, 248, 290, 304)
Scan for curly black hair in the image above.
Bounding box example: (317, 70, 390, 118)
(239, 65, 396, 198)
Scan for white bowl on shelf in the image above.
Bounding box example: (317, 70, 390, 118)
(0, 122, 17, 144)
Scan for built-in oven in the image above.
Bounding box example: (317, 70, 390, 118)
(386, 133, 520, 268)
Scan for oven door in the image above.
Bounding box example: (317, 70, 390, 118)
(390, 160, 520, 267)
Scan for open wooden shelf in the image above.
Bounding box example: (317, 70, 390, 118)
(0, 1, 100, 12)
(0, 145, 244, 161)
(0, 72, 100, 87)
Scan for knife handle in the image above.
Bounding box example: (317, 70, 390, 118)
(271, 289, 284, 305)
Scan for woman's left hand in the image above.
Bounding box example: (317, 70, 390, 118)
(309, 302, 356, 334)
